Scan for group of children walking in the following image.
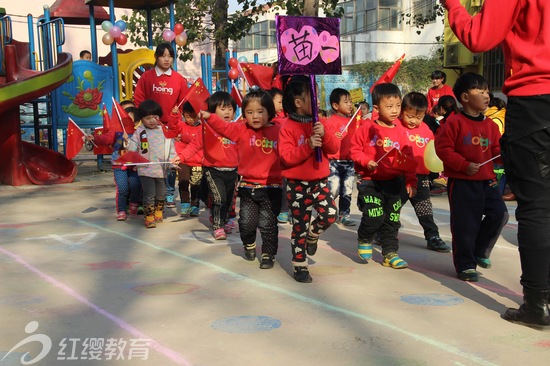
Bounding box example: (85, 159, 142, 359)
(87, 44, 508, 284)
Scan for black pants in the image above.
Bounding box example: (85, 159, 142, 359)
(401, 174, 440, 240)
(203, 167, 238, 230)
(502, 96, 550, 291)
(447, 178, 508, 273)
(357, 178, 403, 256)
(238, 187, 282, 256)
(178, 164, 202, 206)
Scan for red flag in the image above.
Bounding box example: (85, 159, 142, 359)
(203, 123, 226, 162)
(390, 148, 417, 173)
(66, 119, 86, 160)
(181, 78, 210, 113)
(370, 54, 406, 93)
(113, 151, 150, 165)
(230, 82, 243, 108)
(239, 63, 274, 90)
(92, 127, 113, 155)
(111, 99, 135, 134)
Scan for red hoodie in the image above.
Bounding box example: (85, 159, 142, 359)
(326, 113, 362, 160)
(350, 120, 417, 187)
(398, 119, 434, 175)
(174, 122, 203, 167)
(279, 118, 339, 181)
(444, 0, 550, 97)
(206, 113, 282, 185)
(435, 112, 501, 181)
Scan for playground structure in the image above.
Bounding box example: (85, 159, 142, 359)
(0, 0, 251, 186)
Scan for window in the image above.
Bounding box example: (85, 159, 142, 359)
(341, 0, 402, 33)
(413, 0, 437, 23)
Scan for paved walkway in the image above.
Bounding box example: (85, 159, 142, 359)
(0, 156, 548, 366)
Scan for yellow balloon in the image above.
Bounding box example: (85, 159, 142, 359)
(424, 139, 444, 172)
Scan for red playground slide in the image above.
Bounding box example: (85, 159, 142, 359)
(0, 43, 75, 186)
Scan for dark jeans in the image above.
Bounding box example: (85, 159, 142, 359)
(140, 176, 166, 206)
(165, 169, 177, 198)
(357, 178, 403, 256)
(238, 187, 282, 256)
(502, 97, 550, 290)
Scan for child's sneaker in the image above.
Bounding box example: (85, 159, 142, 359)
(293, 266, 312, 283)
(358, 241, 373, 261)
(457, 269, 478, 282)
(180, 203, 191, 217)
(382, 252, 408, 269)
(306, 232, 319, 256)
(190, 206, 200, 217)
(165, 195, 176, 208)
(128, 203, 139, 217)
(426, 235, 451, 253)
(339, 214, 356, 226)
(244, 243, 256, 261)
(117, 211, 127, 221)
(224, 219, 236, 234)
(137, 205, 144, 215)
(277, 212, 289, 223)
(154, 211, 163, 223)
(476, 256, 492, 269)
(259, 254, 275, 269)
(213, 228, 227, 240)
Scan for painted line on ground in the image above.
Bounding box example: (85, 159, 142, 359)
(74, 218, 498, 366)
(0, 247, 192, 366)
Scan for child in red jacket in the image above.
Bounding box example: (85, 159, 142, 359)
(279, 76, 339, 283)
(435, 72, 508, 282)
(350, 83, 417, 269)
(200, 90, 282, 269)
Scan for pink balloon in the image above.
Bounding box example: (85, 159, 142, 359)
(109, 25, 122, 38)
(174, 23, 184, 35)
(102, 33, 114, 45)
(163, 29, 176, 42)
(228, 68, 239, 80)
(115, 33, 128, 46)
(228, 57, 238, 68)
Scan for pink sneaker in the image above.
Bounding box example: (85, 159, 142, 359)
(128, 203, 139, 217)
(213, 228, 227, 240)
(117, 211, 127, 221)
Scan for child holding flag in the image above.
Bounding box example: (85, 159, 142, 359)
(200, 90, 282, 268)
(435, 72, 508, 282)
(278, 76, 339, 283)
(326, 87, 359, 226)
(127, 100, 178, 228)
(350, 83, 417, 269)
(399, 92, 450, 253)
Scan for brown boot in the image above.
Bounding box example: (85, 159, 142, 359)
(144, 204, 156, 228)
(154, 200, 164, 222)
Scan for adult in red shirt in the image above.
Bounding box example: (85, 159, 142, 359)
(427, 70, 454, 115)
(133, 42, 189, 208)
(443, 0, 550, 329)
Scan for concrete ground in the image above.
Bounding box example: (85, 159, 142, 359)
(0, 154, 549, 366)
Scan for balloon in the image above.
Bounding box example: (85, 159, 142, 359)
(228, 57, 238, 68)
(115, 20, 127, 32)
(109, 25, 122, 38)
(163, 29, 176, 42)
(115, 33, 128, 46)
(424, 140, 444, 172)
(175, 33, 187, 47)
(101, 21, 113, 32)
(102, 33, 114, 45)
(238, 56, 248, 63)
(174, 23, 184, 35)
(228, 68, 239, 80)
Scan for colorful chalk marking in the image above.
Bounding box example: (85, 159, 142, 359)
(211, 316, 281, 334)
(400, 294, 464, 306)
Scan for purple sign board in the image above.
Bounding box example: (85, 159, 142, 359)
(276, 15, 341, 75)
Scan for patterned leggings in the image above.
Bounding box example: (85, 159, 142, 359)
(238, 187, 282, 256)
(286, 178, 337, 263)
(113, 167, 141, 212)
